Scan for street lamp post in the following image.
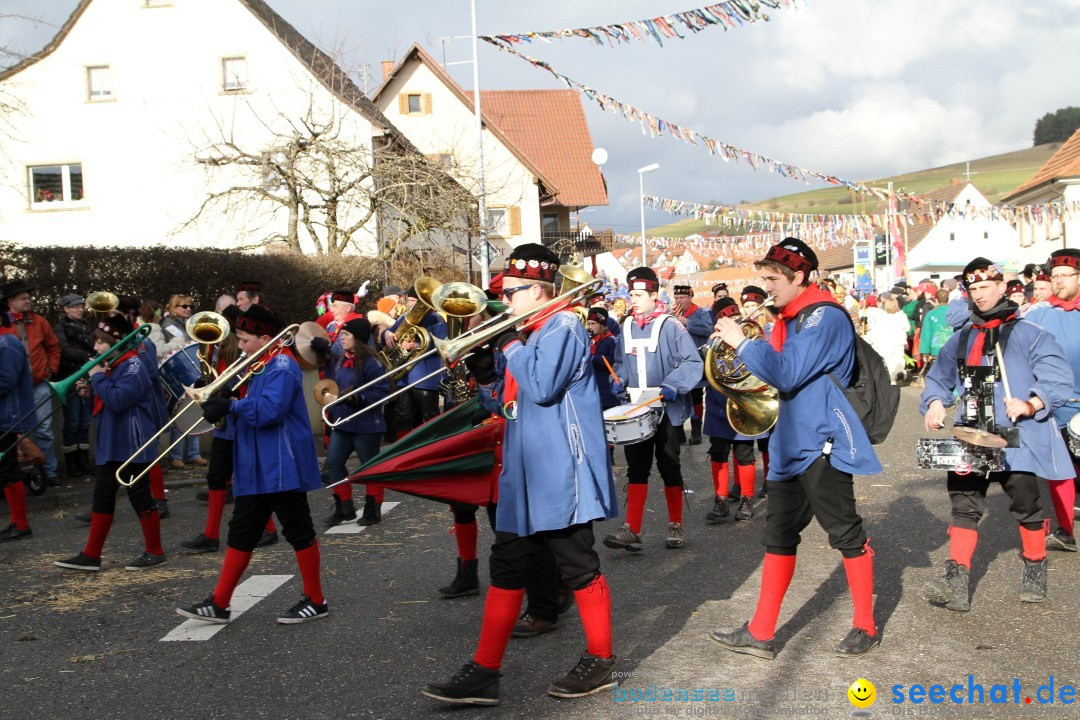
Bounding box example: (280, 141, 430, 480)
(638, 163, 660, 268)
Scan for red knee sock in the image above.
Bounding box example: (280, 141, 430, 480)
(573, 574, 613, 659)
(3, 482, 29, 530)
(149, 463, 165, 502)
(138, 509, 163, 556)
(332, 482, 353, 502)
(761, 451, 770, 480)
(626, 484, 648, 533)
(1048, 479, 1076, 536)
(663, 485, 684, 525)
(736, 461, 756, 498)
(212, 547, 253, 608)
(472, 586, 525, 670)
(265, 518, 277, 533)
(842, 546, 876, 635)
(204, 489, 227, 540)
(692, 401, 704, 420)
(747, 552, 797, 641)
(1020, 526, 1046, 562)
(454, 521, 478, 562)
(368, 485, 384, 503)
(295, 542, 324, 605)
(83, 512, 114, 559)
(710, 461, 729, 498)
(948, 526, 978, 568)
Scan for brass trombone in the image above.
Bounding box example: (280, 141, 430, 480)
(115, 324, 300, 487)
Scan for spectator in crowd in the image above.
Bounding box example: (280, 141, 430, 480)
(866, 295, 910, 384)
(917, 289, 954, 385)
(53, 294, 95, 479)
(215, 295, 236, 313)
(236, 282, 265, 311)
(161, 294, 205, 469)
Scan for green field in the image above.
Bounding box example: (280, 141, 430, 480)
(646, 143, 1061, 239)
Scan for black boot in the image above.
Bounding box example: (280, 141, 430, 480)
(689, 418, 703, 445)
(924, 560, 970, 611)
(356, 495, 382, 526)
(323, 497, 357, 527)
(64, 450, 86, 479)
(547, 653, 617, 698)
(1019, 556, 1048, 603)
(422, 661, 501, 705)
(76, 447, 94, 475)
(438, 558, 480, 598)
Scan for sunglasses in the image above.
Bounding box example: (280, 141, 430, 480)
(501, 284, 536, 300)
(178, 304, 192, 309)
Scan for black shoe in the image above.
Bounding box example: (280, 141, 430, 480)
(356, 495, 382, 526)
(924, 560, 970, 611)
(46, 475, 61, 487)
(155, 499, 169, 520)
(688, 434, 702, 446)
(708, 622, 776, 660)
(438, 558, 480, 598)
(1046, 528, 1077, 552)
(557, 586, 574, 614)
(422, 661, 501, 705)
(323, 497, 357, 527)
(126, 552, 167, 571)
(757, 483, 768, 499)
(76, 448, 94, 475)
(176, 596, 231, 624)
(64, 451, 86, 479)
(726, 490, 740, 503)
(74, 509, 92, 524)
(181, 533, 221, 553)
(836, 627, 880, 657)
(257, 530, 279, 547)
(547, 653, 617, 698)
(0, 523, 32, 543)
(512, 612, 559, 638)
(705, 497, 730, 523)
(1019, 556, 1048, 603)
(277, 595, 329, 624)
(54, 552, 101, 571)
(735, 496, 754, 522)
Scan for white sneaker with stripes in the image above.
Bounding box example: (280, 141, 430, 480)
(176, 597, 231, 624)
(277, 596, 329, 624)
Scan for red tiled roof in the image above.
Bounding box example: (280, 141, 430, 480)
(1004, 128, 1080, 200)
(478, 90, 607, 208)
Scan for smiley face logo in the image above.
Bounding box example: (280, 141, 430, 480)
(848, 678, 876, 709)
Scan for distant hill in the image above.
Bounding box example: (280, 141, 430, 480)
(646, 143, 1061, 239)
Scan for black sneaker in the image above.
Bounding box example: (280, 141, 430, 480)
(422, 661, 501, 705)
(1046, 528, 1077, 552)
(836, 627, 880, 657)
(176, 596, 231, 624)
(1019, 556, 1048, 603)
(257, 530, 279, 547)
(125, 552, 167, 571)
(547, 653, 617, 698)
(705, 497, 731, 523)
(277, 596, 329, 624)
(181, 533, 221, 553)
(0, 523, 32, 543)
(54, 552, 101, 571)
(708, 622, 776, 660)
(924, 560, 970, 611)
(735, 496, 754, 521)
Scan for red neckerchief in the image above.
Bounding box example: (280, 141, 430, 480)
(502, 301, 573, 409)
(768, 285, 838, 350)
(1048, 295, 1080, 312)
(342, 350, 355, 369)
(966, 316, 1015, 366)
(9, 312, 24, 323)
(632, 301, 668, 330)
(92, 350, 138, 416)
(590, 330, 613, 355)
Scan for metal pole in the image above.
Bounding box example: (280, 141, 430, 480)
(470, 0, 490, 290)
(640, 171, 647, 268)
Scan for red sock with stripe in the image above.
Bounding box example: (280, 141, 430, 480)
(1048, 479, 1075, 536)
(212, 547, 253, 608)
(83, 512, 114, 559)
(455, 521, 478, 562)
(138, 509, 163, 556)
(1020, 526, 1046, 562)
(710, 461, 729, 499)
(149, 463, 165, 502)
(842, 544, 876, 635)
(472, 586, 525, 670)
(747, 552, 797, 641)
(573, 574, 613, 658)
(664, 485, 684, 524)
(3, 482, 29, 530)
(204, 489, 227, 539)
(736, 461, 756, 498)
(295, 542, 324, 605)
(626, 484, 648, 534)
(948, 526, 978, 568)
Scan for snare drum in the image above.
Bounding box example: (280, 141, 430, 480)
(604, 404, 661, 446)
(916, 438, 1004, 474)
(1067, 414, 1080, 457)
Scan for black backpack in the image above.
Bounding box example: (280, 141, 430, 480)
(795, 302, 899, 444)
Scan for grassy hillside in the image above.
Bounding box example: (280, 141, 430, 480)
(647, 143, 1061, 239)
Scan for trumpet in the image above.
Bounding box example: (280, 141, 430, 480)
(115, 324, 300, 487)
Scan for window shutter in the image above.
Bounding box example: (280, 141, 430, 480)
(398, 93, 408, 114)
(421, 93, 432, 114)
(509, 206, 521, 236)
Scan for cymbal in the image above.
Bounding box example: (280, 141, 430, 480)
(312, 378, 339, 406)
(295, 321, 329, 370)
(952, 426, 1008, 449)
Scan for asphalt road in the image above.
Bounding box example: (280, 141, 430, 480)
(2, 386, 1078, 720)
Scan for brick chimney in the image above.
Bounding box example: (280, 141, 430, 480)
(381, 60, 394, 81)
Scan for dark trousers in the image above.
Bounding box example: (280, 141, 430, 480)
(947, 471, 1042, 531)
(624, 415, 682, 487)
(762, 456, 867, 558)
(490, 522, 601, 593)
(205, 437, 234, 491)
(0, 431, 21, 488)
(228, 491, 316, 552)
(708, 436, 755, 465)
(395, 387, 440, 431)
(92, 461, 154, 515)
(757, 435, 771, 454)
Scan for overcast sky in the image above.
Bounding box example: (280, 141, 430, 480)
(4, 0, 1080, 233)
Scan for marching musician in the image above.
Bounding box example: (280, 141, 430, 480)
(604, 267, 703, 552)
(921, 257, 1073, 611)
(710, 238, 881, 658)
(177, 305, 327, 624)
(586, 306, 619, 414)
(0, 301, 35, 543)
(739, 285, 772, 497)
(1009, 249, 1080, 553)
(424, 243, 618, 705)
(587, 292, 620, 337)
(671, 283, 713, 446)
(54, 312, 166, 571)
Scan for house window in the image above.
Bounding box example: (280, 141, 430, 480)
(983, 231, 989, 240)
(222, 57, 247, 92)
(949, 232, 955, 242)
(87, 66, 112, 100)
(486, 208, 508, 237)
(29, 164, 84, 207)
(542, 213, 559, 233)
(407, 94, 421, 113)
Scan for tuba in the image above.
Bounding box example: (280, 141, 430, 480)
(431, 281, 489, 403)
(703, 301, 778, 437)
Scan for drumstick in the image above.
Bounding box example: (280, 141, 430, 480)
(601, 357, 620, 383)
(608, 395, 662, 421)
(994, 344, 1012, 400)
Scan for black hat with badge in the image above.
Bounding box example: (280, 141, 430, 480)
(504, 243, 560, 283)
(96, 311, 135, 342)
(1049, 248, 1080, 271)
(961, 257, 1003, 288)
(672, 284, 692, 295)
(741, 285, 766, 305)
(712, 296, 740, 319)
(762, 237, 818, 275)
(626, 267, 659, 293)
(587, 306, 609, 324)
(236, 304, 284, 337)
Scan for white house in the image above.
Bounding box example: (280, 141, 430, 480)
(0, 0, 424, 255)
(371, 43, 608, 261)
(1003, 126, 1080, 257)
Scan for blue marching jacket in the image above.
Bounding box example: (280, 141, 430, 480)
(682, 305, 714, 390)
(0, 335, 34, 434)
(612, 315, 704, 426)
(736, 304, 881, 480)
(226, 353, 321, 496)
(477, 310, 618, 536)
(392, 310, 448, 391)
(921, 316, 1075, 480)
(326, 352, 390, 435)
(1021, 305, 1080, 429)
(137, 335, 168, 429)
(590, 333, 620, 410)
(90, 354, 159, 464)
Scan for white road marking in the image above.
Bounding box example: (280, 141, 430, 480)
(324, 502, 400, 534)
(161, 574, 293, 642)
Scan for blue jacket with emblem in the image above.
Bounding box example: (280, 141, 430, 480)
(90, 354, 159, 464)
(1021, 304, 1080, 429)
(0, 335, 34, 434)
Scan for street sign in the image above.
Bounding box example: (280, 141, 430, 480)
(471, 240, 500, 267)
